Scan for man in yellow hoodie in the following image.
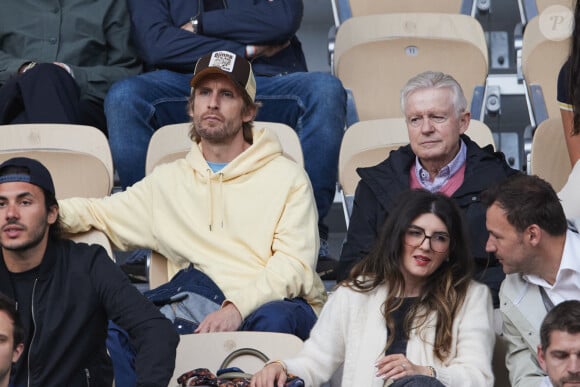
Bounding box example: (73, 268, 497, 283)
(59, 50, 326, 339)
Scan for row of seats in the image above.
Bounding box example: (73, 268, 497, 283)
(329, 1, 575, 184)
(0, 119, 572, 386)
(331, 6, 572, 124)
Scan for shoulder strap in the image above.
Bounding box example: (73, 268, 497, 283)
(538, 286, 555, 312)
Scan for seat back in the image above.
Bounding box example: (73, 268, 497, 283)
(333, 13, 488, 121)
(347, 0, 467, 17)
(0, 124, 114, 198)
(339, 118, 409, 198)
(148, 251, 187, 289)
(66, 229, 114, 260)
(170, 331, 304, 386)
(536, 0, 574, 13)
(530, 117, 572, 191)
(146, 121, 303, 175)
(521, 16, 571, 123)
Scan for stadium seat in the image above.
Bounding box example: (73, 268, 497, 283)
(66, 229, 114, 261)
(523, 0, 574, 21)
(145, 121, 305, 287)
(530, 117, 573, 192)
(169, 331, 303, 386)
(521, 15, 571, 125)
(331, 0, 474, 24)
(333, 13, 488, 122)
(338, 118, 495, 224)
(0, 124, 114, 198)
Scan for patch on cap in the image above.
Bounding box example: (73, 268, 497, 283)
(190, 50, 256, 102)
(207, 51, 237, 73)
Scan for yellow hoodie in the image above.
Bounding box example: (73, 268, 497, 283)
(59, 127, 327, 318)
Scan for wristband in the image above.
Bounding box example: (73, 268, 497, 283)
(245, 45, 256, 59)
(427, 365, 437, 378)
(20, 61, 37, 74)
(266, 360, 287, 374)
(190, 17, 199, 33)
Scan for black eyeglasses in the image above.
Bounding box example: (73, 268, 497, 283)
(404, 226, 450, 253)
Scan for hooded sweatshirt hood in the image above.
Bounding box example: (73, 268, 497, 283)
(186, 127, 283, 230)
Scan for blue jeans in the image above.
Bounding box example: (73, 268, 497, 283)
(105, 70, 346, 237)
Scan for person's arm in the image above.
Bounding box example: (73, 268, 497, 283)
(90, 245, 179, 387)
(66, 0, 142, 103)
(557, 58, 580, 165)
(279, 288, 349, 386)
(222, 168, 322, 320)
(560, 109, 580, 165)
(128, 0, 302, 71)
(58, 176, 157, 252)
(433, 283, 495, 386)
(502, 310, 545, 387)
(337, 180, 383, 281)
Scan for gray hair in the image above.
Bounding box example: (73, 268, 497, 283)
(400, 71, 467, 117)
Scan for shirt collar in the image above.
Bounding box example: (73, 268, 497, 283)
(524, 228, 580, 288)
(414, 139, 467, 192)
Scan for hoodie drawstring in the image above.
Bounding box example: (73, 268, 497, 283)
(206, 170, 225, 231)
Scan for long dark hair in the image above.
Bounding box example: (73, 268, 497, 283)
(345, 189, 474, 361)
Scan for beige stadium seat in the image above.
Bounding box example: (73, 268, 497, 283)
(536, 0, 574, 13)
(66, 229, 115, 261)
(333, 13, 488, 121)
(169, 331, 303, 386)
(146, 121, 303, 175)
(0, 124, 114, 198)
(521, 15, 571, 124)
(345, 0, 468, 18)
(145, 121, 304, 287)
(338, 118, 495, 225)
(530, 117, 573, 192)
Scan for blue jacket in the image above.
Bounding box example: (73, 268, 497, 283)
(128, 0, 307, 75)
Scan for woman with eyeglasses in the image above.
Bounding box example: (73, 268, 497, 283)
(251, 189, 494, 387)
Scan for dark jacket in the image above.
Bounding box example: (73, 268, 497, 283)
(0, 238, 179, 387)
(128, 0, 307, 75)
(338, 134, 520, 281)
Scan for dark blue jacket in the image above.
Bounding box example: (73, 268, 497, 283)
(128, 0, 307, 75)
(338, 134, 520, 281)
(0, 238, 178, 387)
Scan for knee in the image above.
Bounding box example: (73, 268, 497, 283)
(242, 300, 316, 340)
(105, 77, 145, 111)
(306, 72, 346, 102)
(24, 63, 75, 86)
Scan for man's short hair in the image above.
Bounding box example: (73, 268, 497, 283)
(540, 300, 580, 349)
(481, 174, 567, 235)
(0, 293, 24, 349)
(400, 71, 468, 117)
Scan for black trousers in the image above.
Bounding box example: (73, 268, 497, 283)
(0, 63, 107, 134)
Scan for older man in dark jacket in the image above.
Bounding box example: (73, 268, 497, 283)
(0, 157, 178, 387)
(338, 71, 519, 307)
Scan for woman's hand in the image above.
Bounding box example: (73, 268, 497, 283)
(375, 354, 431, 382)
(250, 361, 287, 387)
